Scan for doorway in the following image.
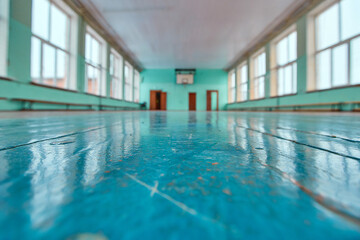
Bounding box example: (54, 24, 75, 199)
(206, 90, 219, 111)
(150, 90, 167, 110)
(189, 93, 196, 111)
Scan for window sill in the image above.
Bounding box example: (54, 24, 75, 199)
(226, 98, 266, 104)
(269, 93, 297, 98)
(249, 97, 266, 102)
(0, 76, 15, 82)
(307, 84, 360, 93)
(85, 92, 104, 97)
(31, 82, 78, 93)
(228, 100, 249, 105)
(110, 97, 124, 101)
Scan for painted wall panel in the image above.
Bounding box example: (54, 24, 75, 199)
(140, 69, 228, 111)
(0, 0, 140, 111)
(227, 12, 360, 111)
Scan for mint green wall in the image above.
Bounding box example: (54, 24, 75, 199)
(0, 0, 140, 111)
(227, 8, 360, 111)
(140, 69, 228, 111)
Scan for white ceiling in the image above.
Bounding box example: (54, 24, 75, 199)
(86, 0, 306, 69)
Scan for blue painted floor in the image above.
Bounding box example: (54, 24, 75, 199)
(0, 111, 359, 240)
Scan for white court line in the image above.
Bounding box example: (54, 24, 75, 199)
(150, 181, 159, 197)
(124, 173, 240, 236)
(125, 173, 197, 215)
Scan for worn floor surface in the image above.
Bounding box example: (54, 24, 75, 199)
(0, 111, 359, 239)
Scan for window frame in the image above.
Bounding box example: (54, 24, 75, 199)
(307, 0, 360, 91)
(31, 0, 77, 90)
(270, 25, 297, 97)
(109, 48, 123, 100)
(133, 70, 140, 103)
(228, 70, 236, 103)
(250, 48, 266, 100)
(85, 25, 107, 96)
(124, 62, 134, 102)
(0, 0, 9, 77)
(236, 61, 248, 102)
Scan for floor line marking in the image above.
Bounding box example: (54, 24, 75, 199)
(276, 126, 360, 143)
(124, 173, 241, 235)
(256, 159, 360, 227)
(150, 181, 159, 197)
(236, 124, 360, 161)
(0, 121, 125, 152)
(125, 173, 197, 215)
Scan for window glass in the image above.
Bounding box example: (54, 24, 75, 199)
(252, 52, 266, 99)
(340, 0, 360, 40)
(277, 38, 288, 66)
(228, 70, 236, 103)
(85, 34, 91, 62)
(351, 37, 360, 84)
(316, 49, 331, 90)
(92, 38, 100, 65)
(237, 64, 248, 102)
(274, 29, 297, 96)
(332, 44, 348, 87)
(284, 65, 292, 94)
(85, 30, 105, 95)
(314, 0, 360, 90)
(50, 5, 68, 49)
(31, 0, 71, 89)
(43, 44, 56, 85)
(231, 72, 236, 88)
(241, 65, 247, 84)
(110, 50, 123, 99)
(134, 71, 140, 103)
(32, 0, 50, 40)
(316, 4, 339, 50)
(0, 0, 9, 76)
(124, 63, 133, 101)
(288, 32, 297, 62)
(56, 50, 67, 88)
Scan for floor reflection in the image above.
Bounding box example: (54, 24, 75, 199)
(0, 111, 359, 239)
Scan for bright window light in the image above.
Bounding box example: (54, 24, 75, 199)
(315, 0, 360, 89)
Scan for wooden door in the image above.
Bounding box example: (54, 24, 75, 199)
(206, 91, 211, 111)
(189, 93, 196, 111)
(206, 90, 219, 111)
(160, 92, 167, 111)
(150, 90, 157, 110)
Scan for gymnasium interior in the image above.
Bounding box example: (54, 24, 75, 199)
(0, 0, 360, 239)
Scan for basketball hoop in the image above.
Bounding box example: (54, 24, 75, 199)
(182, 79, 189, 84)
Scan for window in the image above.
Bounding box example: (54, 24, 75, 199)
(272, 28, 297, 96)
(0, 0, 9, 76)
(310, 0, 360, 90)
(134, 70, 140, 103)
(85, 26, 107, 96)
(110, 49, 123, 99)
(228, 70, 236, 103)
(251, 50, 266, 99)
(124, 62, 133, 101)
(236, 62, 248, 102)
(31, 0, 77, 89)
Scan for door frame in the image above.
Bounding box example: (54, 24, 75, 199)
(150, 90, 162, 110)
(160, 92, 167, 111)
(150, 90, 167, 111)
(189, 92, 196, 111)
(206, 90, 219, 111)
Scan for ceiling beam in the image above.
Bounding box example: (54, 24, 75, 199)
(64, 0, 144, 72)
(225, 0, 324, 72)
